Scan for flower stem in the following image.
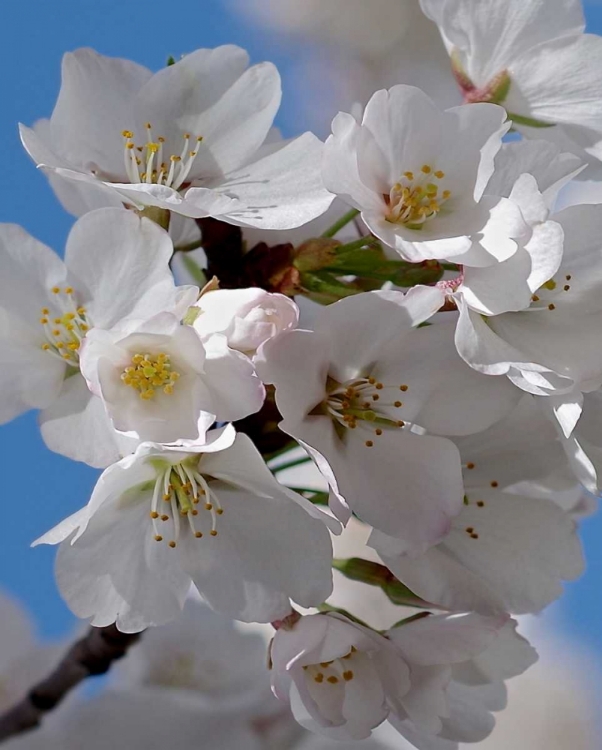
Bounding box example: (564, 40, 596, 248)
(321, 208, 361, 238)
(272, 455, 312, 473)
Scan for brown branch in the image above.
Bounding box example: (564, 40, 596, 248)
(0, 624, 141, 744)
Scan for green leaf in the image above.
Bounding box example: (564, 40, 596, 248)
(166, 55, 176, 66)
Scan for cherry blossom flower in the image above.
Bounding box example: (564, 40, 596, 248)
(322, 85, 529, 265)
(388, 613, 537, 748)
(111, 596, 279, 715)
(455, 199, 602, 433)
(79, 311, 264, 444)
(270, 612, 411, 741)
(34, 426, 334, 630)
(1, 692, 265, 750)
(258, 287, 520, 553)
(20, 46, 333, 228)
(191, 288, 299, 358)
(421, 0, 602, 173)
(371, 396, 584, 614)
(0, 208, 192, 467)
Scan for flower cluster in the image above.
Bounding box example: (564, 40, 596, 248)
(3, 1, 602, 744)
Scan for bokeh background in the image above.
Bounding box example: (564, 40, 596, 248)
(1, 1, 601, 747)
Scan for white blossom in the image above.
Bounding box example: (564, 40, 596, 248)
(192, 288, 299, 358)
(0, 208, 192, 467)
(421, 0, 602, 173)
(20, 47, 333, 228)
(322, 85, 529, 265)
(34, 426, 334, 630)
(371, 396, 584, 615)
(270, 612, 411, 741)
(79, 310, 264, 444)
(258, 287, 519, 553)
(388, 613, 538, 748)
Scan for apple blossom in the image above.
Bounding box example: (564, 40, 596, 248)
(20, 46, 333, 228)
(258, 287, 520, 553)
(270, 612, 411, 741)
(0, 208, 193, 467)
(322, 85, 529, 265)
(388, 613, 537, 748)
(34, 426, 334, 630)
(421, 0, 602, 172)
(371, 396, 584, 614)
(191, 287, 299, 358)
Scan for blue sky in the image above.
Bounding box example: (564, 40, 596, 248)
(1, 0, 601, 675)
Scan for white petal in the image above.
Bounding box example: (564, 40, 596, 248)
(181, 483, 333, 622)
(65, 209, 177, 329)
(378, 488, 584, 614)
(39, 373, 137, 468)
(50, 48, 151, 176)
(210, 132, 335, 230)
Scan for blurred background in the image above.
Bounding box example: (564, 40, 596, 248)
(1, 1, 601, 747)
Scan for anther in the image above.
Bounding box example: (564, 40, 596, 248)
(400, 385, 408, 391)
(154, 535, 163, 542)
(150, 511, 159, 519)
(168, 541, 177, 548)
(195, 531, 203, 538)
(421, 165, 432, 174)
(375, 428, 383, 436)
(394, 401, 402, 408)
(365, 440, 374, 447)
(466, 462, 475, 469)
(210, 530, 218, 537)
(564, 285, 570, 291)
(490, 481, 498, 487)
(477, 501, 485, 508)
(343, 670, 354, 681)
(327, 676, 339, 684)
(548, 303, 556, 311)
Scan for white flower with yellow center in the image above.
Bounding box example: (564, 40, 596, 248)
(257, 287, 520, 553)
(451, 142, 602, 436)
(270, 612, 411, 741)
(421, 0, 602, 175)
(322, 85, 529, 266)
(20, 46, 333, 229)
(0, 208, 192, 467)
(371, 396, 584, 615)
(79, 311, 265, 445)
(34, 426, 334, 630)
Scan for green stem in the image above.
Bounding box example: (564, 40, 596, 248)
(321, 209, 360, 238)
(336, 235, 380, 254)
(175, 238, 204, 253)
(272, 455, 312, 473)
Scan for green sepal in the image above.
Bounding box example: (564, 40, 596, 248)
(299, 271, 363, 304)
(507, 112, 555, 129)
(389, 611, 432, 630)
(332, 558, 431, 608)
(317, 603, 372, 630)
(324, 246, 443, 287)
